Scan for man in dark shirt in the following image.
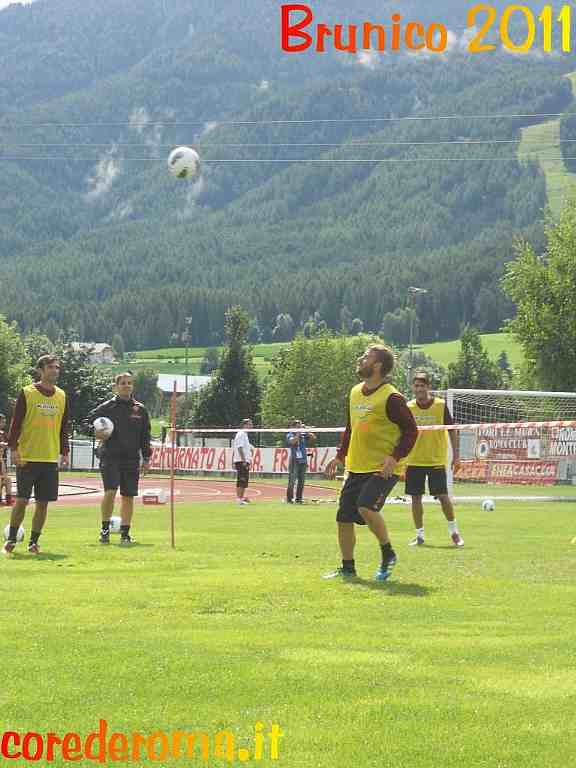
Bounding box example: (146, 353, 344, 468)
(87, 372, 151, 546)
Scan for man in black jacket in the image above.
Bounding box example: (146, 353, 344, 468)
(87, 372, 152, 546)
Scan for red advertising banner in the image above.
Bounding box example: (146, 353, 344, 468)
(150, 445, 337, 474)
(456, 459, 558, 485)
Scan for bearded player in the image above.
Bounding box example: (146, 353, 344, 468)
(406, 371, 463, 547)
(325, 344, 418, 581)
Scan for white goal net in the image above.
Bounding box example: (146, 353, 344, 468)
(444, 389, 576, 488)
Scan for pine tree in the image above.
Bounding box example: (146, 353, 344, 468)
(194, 307, 261, 426)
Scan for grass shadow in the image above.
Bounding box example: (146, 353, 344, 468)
(349, 578, 436, 597)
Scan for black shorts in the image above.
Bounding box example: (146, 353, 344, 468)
(16, 462, 59, 502)
(100, 460, 140, 497)
(405, 466, 448, 496)
(336, 472, 399, 525)
(235, 461, 249, 489)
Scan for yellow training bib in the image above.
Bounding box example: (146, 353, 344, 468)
(18, 385, 66, 463)
(407, 397, 448, 467)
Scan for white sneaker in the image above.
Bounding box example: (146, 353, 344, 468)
(451, 532, 464, 547)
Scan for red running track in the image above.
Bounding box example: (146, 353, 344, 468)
(50, 475, 338, 506)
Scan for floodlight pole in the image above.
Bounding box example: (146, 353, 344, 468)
(184, 316, 192, 401)
(407, 286, 428, 388)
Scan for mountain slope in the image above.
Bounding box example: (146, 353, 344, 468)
(0, 0, 574, 347)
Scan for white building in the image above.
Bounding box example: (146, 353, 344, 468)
(70, 342, 115, 364)
(156, 373, 211, 396)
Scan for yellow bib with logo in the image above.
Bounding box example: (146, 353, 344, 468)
(347, 382, 405, 474)
(407, 397, 448, 467)
(18, 384, 66, 463)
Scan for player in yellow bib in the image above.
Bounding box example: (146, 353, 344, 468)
(3, 355, 69, 555)
(405, 371, 463, 547)
(325, 345, 418, 581)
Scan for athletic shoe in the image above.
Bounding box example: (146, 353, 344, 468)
(322, 567, 357, 580)
(375, 552, 397, 582)
(2, 541, 16, 555)
(27, 542, 40, 555)
(295, 500, 304, 504)
(120, 536, 134, 546)
(99, 530, 110, 545)
(409, 535, 425, 546)
(451, 532, 464, 547)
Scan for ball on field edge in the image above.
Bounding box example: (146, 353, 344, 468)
(481, 498, 495, 512)
(4, 524, 25, 542)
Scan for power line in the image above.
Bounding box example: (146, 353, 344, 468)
(1, 156, 575, 163)
(0, 112, 571, 129)
(4, 138, 576, 149)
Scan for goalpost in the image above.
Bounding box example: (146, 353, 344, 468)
(443, 389, 576, 491)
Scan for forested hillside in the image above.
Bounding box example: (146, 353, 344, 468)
(0, 0, 573, 347)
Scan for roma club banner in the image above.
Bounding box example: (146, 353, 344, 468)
(454, 424, 576, 485)
(150, 445, 338, 474)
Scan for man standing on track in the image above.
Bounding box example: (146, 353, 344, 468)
(286, 419, 316, 504)
(3, 355, 69, 555)
(405, 371, 464, 547)
(325, 344, 418, 581)
(87, 372, 151, 546)
(233, 418, 254, 505)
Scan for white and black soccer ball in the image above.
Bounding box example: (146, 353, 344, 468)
(167, 146, 200, 180)
(93, 416, 114, 438)
(481, 498, 495, 512)
(109, 516, 121, 534)
(4, 524, 24, 542)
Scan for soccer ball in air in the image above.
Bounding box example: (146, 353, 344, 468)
(109, 517, 122, 534)
(93, 416, 114, 438)
(4, 524, 24, 542)
(481, 498, 495, 512)
(167, 146, 200, 179)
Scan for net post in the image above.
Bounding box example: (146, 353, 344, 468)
(170, 381, 177, 549)
(446, 388, 455, 492)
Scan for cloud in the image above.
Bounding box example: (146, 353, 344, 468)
(129, 107, 151, 135)
(85, 147, 120, 201)
(176, 176, 205, 220)
(356, 50, 380, 69)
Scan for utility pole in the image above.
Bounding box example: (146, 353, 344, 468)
(184, 316, 192, 401)
(407, 286, 428, 387)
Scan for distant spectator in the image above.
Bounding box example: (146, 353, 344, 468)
(286, 419, 316, 504)
(232, 419, 254, 505)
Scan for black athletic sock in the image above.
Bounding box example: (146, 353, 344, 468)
(101, 519, 110, 532)
(380, 542, 394, 562)
(30, 530, 41, 545)
(120, 525, 130, 538)
(342, 559, 356, 573)
(8, 525, 19, 543)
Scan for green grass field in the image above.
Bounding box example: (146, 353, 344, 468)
(517, 71, 576, 217)
(418, 332, 523, 371)
(110, 333, 522, 379)
(2, 493, 575, 766)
